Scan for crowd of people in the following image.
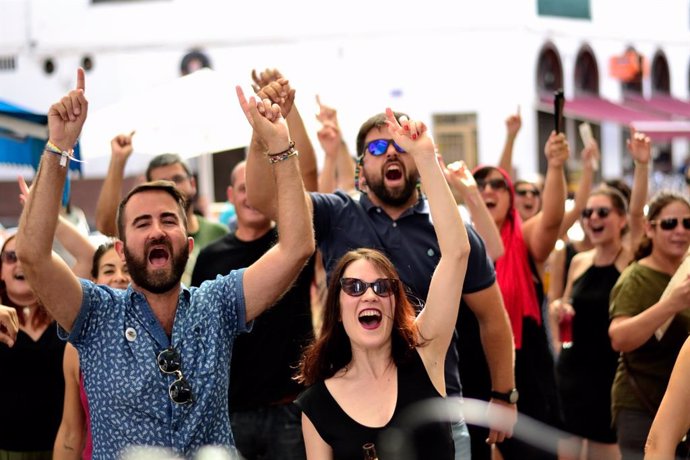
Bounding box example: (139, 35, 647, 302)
(1, 66, 690, 460)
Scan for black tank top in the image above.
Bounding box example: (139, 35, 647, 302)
(295, 349, 454, 460)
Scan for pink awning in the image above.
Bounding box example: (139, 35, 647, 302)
(562, 96, 666, 125)
(538, 94, 690, 139)
(624, 94, 690, 119)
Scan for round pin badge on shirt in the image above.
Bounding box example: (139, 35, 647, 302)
(125, 327, 137, 342)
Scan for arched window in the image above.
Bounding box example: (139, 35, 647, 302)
(574, 46, 599, 96)
(536, 43, 563, 98)
(651, 51, 671, 95)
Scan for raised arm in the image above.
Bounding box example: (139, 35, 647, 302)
(18, 176, 96, 279)
(626, 128, 651, 252)
(236, 86, 315, 323)
(523, 131, 569, 263)
(498, 107, 521, 177)
(444, 159, 504, 261)
(315, 95, 356, 193)
(94, 132, 134, 236)
(16, 69, 87, 331)
(252, 69, 318, 192)
(559, 140, 598, 236)
(645, 336, 690, 459)
(384, 109, 470, 392)
(316, 121, 341, 193)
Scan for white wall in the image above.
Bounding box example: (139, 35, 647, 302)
(1, 0, 690, 179)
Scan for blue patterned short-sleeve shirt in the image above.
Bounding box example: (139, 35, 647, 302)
(58, 269, 248, 460)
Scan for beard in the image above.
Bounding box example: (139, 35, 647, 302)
(123, 237, 189, 294)
(363, 164, 418, 207)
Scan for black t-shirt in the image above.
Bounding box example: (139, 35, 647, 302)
(296, 349, 454, 460)
(191, 229, 314, 411)
(0, 322, 65, 451)
(311, 191, 496, 396)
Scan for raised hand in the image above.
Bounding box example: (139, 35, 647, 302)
(315, 95, 339, 128)
(256, 78, 295, 117)
(581, 137, 600, 171)
(506, 106, 522, 138)
(316, 121, 341, 158)
(383, 108, 434, 156)
(17, 175, 31, 207)
(626, 127, 651, 165)
(48, 68, 88, 151)
(0, 304, 19, 348)
(236, 86, 290, 152)
(544, 131, 569, 168)
(251, 68, 283, 93)
(111, 131, 136, 161)
(444, 160, 477, 196)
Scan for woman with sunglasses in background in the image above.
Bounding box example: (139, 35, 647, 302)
(550, 185, 632, 460)
(295, 110, 471, 460)
(0, 230, 91, 459)
(468, 130, 569, 460)
(0, 176, 96, 460)
(549, 130, 651, 460)
(54, 240, 130, 460)
(608, 191, 690, 460)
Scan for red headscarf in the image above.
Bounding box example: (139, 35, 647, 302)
(472, 166, 541, 349)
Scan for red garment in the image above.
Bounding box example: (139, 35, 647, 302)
(473, 166, 541, 349)
(80, 372, 93, 460)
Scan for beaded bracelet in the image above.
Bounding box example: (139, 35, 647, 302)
(268, 150, 299, 164)
(266, 141, 295, 157)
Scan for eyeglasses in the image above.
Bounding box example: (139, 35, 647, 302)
(365, 139, 406, 156)
(582, 207, 611, 219)
(340, 278, 398, 297)
(515, 188, 540, 198)
(476, 178, 509, 192)
(651, 217, 690, 231)
(157, 347, 193, 405)
(167, 174, 190, 185)
(0, 250, 17, 265)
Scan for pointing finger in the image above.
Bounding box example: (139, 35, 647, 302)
(76, 67, 85, 92)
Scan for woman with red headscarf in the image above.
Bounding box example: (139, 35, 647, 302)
(469, 131, 570, 460)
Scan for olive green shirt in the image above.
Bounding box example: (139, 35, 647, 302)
(609, 262, 690, 422)
(182, 215, 228, 287)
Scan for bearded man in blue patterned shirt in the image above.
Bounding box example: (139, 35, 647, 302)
(16, 70, 314, 460)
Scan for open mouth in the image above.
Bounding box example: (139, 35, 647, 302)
(485, 200, 497, 209)
(148, 247, 170, 267)
(589, 225, 605, 235)
(523, 204, 534, 210)
(358, 309, 383, 330)
(384, 163, 403, 181)
(13, 273, 25, 281)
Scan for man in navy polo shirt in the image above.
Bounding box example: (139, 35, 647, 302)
(247, 109, 518, 458)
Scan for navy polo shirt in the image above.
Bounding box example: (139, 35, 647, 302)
(311, 191, 496, 396)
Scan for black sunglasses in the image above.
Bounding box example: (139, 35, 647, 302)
(515, 188, 540, 198)
(582, 207, 611, 219)
(651, 217, 690, 231)
(157, 347, 193, 405)
(340, 278, 398, 297)
(0, 250, 17, 265)
(476, 178, 508, 192)
(365, 139, 406, 156)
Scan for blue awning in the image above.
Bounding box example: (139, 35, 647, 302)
(0, 99, 82, 173)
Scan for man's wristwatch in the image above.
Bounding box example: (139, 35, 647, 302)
(491, 388, 519, 404)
